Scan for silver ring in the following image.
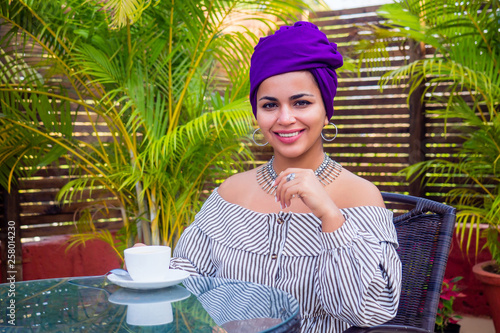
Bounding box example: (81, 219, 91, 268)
(286, 173, 296, 182)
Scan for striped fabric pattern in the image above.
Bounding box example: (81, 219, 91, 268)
(183, 276, 299, 327)
(171, 188, 402, 333)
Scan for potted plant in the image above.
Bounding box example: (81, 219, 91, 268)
(472, 262, 500, 333)
(353, 0, 499, 330)
(435, 277, 465, 333)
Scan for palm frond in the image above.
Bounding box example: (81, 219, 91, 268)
(1, 0, 313, 251)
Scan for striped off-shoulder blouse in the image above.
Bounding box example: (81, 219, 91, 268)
(171, 188, 402, 333)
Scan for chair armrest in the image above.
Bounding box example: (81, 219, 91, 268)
(343, 325, 431, 333)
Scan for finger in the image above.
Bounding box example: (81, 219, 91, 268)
(276, 172, 296, 204)
(278, 179, 300, 209)
(274, 168, 301, 201)
(282, 183, 301, 208)
(274, 168, 300, 186)
(279, 170, 319, 208)
(277, 169, 310, 205)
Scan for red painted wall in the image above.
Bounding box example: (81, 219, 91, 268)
(445, 230, 493, 318)
(20, 235, 121, 281)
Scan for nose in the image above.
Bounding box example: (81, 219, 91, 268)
(277, 106, 296, 125)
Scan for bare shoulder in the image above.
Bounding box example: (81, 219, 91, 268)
(333, 168, 386, 209)
(218, 168, 259, 204)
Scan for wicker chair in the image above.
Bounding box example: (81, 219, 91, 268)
(344, 192, 457, 333)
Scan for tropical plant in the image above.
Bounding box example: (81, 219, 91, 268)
(0, 0, 316, 259)
(435, 276, 465, 332)
(356, 0, 500, 268)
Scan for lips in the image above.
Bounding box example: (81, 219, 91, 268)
(273, 129, 305, 143)
(277, 131, 301, 138)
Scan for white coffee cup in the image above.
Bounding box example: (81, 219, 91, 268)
(108, 286, 191, 326)
(124, 245, 171, 282)
(127, 302, 173, 326)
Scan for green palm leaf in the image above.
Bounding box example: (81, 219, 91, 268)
(363, 0, 500, 265)
(1, 0, 314, 257)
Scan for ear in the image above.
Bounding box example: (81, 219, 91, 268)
(324, 116, 329, 126)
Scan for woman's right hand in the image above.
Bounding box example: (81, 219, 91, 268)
(273, 168, 345, 232)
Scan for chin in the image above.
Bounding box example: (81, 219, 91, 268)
(272, 141, 322, 159)
(272, 147, 309, 159)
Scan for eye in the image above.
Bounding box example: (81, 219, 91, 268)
(262, 102, 278, 110)
(294, 100, 312, 107)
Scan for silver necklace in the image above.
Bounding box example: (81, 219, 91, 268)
(256, 153, 342, 196)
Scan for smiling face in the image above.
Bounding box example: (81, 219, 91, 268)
(256, 71, 329, 161)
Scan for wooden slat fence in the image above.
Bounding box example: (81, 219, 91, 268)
(308, 7, 415, 195)
(1, 6, 469, 281)
(308, 6, 464, 202)
(0, 22, 124, 244)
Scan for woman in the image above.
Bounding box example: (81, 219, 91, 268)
(171, 21, 402, 332)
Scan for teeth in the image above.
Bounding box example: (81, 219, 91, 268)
(278, 131, 300, 138)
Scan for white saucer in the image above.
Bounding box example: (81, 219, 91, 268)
(108, 285, 191, 304)
(109, 285, 191, 326)
(107, 269, 190, 290)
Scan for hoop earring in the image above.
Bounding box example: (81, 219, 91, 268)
(321, 122, 338, 142)
(252, 128, 268, 146)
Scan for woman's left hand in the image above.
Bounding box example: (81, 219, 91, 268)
(274, 168, 345, 232)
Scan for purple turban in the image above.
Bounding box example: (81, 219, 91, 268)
(249, 21, 343, 120)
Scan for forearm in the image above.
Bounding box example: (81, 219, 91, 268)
(172, 224, 216, 276)
(315, 210, 401, 326)
(319, 207, 346, 233)
(317, 239, 401, 326)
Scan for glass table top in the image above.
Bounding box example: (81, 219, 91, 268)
(0, 275, 300, 332)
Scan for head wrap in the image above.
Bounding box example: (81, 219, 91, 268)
(249, 21, 343, 120)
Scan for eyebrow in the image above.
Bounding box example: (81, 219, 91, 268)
(258, 96, 278, 102)
(290, 93, 313, 100)
(258, 93, 314, 102)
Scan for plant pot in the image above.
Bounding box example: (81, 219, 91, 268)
(435, 323, 461, 333)
(472, 260, 500, 333)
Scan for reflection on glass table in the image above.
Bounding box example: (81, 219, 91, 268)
(0, 275, 300, 332)
(108, 286, 191, 326)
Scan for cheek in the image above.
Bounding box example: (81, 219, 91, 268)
(256, 120, 268, 133)
(256, 112, 275, 129)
